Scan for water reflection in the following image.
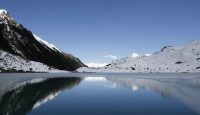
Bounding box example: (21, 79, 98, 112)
(107, 77, 200, 114)
(0, 74, 199, 115)
(84, 77, 107, 81)
(108, 78, 171, 98)
(0, 77, 81, 115)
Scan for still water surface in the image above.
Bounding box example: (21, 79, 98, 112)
(0, 73, 199, 115)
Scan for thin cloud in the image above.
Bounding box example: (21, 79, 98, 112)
(131, 53, 152, 58)
(104, 55, 118, 59)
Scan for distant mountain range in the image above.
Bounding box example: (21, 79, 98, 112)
(0, 9, 86, 72)
(77, 40, 200, 73)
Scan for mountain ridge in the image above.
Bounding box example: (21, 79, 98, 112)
(77, 40, 200, 73)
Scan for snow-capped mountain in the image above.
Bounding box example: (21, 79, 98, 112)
(77, 40, 200, 73)
(0, 9, 86, 72)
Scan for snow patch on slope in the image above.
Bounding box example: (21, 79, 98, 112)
(33, 34, 62, 53)
(0, 50, 67, 73)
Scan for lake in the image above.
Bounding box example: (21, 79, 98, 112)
(0, 73, 200, 115)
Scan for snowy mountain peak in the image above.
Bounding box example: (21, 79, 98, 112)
(0, 9, 16, 25)
(0, 9, 7, 14)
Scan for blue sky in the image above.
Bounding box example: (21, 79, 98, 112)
(1, 0, 200, 63)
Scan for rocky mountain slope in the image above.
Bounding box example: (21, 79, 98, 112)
(77, 40, 200, 73)
(0, 9, 86, 72)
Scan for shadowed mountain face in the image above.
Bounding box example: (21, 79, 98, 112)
(0, 10, 86, 71)
(0, 77, 82, 115)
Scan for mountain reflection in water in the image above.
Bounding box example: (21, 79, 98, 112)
(107, 77, 200, 114)
(0, 77, 81, 115)
(108, 77, 171, 98)
(0, 73, 199, 115)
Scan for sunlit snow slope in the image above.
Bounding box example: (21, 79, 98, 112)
(0, 50, 67, 72)
(77, 40, 200, 73)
